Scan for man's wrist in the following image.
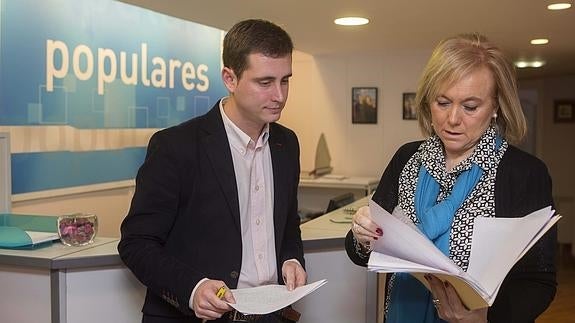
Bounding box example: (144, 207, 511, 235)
(189, 278, 209, 310)
(283, 258, 301, 266)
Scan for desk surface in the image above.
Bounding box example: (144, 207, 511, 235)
(0, 237, 118, 269)
(299, 175, 379, 190)
(300, 196, 369, 250)
(0, 197, 371, 270)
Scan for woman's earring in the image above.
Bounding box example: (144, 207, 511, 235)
(492, 112, 499, 132)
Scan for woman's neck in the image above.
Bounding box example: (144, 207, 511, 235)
(445, 150, 474, 172)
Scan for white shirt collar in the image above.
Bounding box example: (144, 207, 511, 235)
(219, 98, 270, 154)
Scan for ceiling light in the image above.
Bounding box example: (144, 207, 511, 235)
(547, 3, 572, 10)
(334, 17, 369, 26)
(530, 38, 549, 45)
(515, 61, 545, 68)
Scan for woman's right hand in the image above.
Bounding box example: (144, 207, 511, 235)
(351, 206, 383, 248)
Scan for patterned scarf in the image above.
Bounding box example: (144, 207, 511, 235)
(385, 126, 507, 323)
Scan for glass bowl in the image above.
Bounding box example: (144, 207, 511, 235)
(57, 213, 98, 246)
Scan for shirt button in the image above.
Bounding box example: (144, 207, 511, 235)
(255, 185, 259, 191)
(256, 219, 260, 225)
(258, 254, 263, 260)
(230, 271, 239, 279)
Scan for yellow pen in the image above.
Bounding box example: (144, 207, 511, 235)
(216, 286, 226, 299)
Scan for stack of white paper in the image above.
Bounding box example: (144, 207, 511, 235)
(367, 200, 560, 310)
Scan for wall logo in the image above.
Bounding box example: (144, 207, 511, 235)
(46, 40, 210, 96)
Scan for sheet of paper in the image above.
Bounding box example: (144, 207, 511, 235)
(228, 279, 327, 315)
(368, 252, 450, 274)
(467, 206, 558, 296)
(369, 200, 460, 274)
(25, 230, 60, 244)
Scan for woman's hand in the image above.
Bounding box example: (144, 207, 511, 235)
(426, 274, 488, 323)
(351, 206, 383, 249)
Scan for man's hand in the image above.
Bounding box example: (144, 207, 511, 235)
(282, 260, 307, 291)
(192, 279, 235, 320)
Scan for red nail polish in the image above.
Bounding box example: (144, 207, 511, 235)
(374, 237, 378, 240)
(376, 228, 383, 235)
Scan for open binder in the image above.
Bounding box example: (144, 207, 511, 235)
(0, 213, 60, 249)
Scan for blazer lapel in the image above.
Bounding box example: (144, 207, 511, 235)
(269, 124, 289, 238)
(200, 104, 241, 232)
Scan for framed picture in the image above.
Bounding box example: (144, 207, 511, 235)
(352, 87, 378, 124)
(402, 92, 417, 120)
(554, 100, 575, 123)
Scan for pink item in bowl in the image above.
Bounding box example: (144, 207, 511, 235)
(57, 213, 98, 246)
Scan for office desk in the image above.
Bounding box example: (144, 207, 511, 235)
(0, 237, 140, 323)
(296, 196, 378, 323)
(0, 201, 376, 323)
(299, 176, 379, 194)
(298, 175, 379, 213)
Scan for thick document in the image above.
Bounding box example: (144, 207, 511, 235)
(367, 200, 560, 310)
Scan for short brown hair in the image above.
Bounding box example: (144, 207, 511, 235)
(415, 33, 526, 144)
(223, 19, 293, 79)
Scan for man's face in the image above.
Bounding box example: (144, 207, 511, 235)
(223, 53, 292, 130)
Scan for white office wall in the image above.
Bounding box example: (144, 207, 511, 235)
(519, 75, 575, 196)
(519, 75, 575, 249)
(282, 49, 429, 178)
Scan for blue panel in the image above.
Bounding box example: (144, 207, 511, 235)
(40, 86, 68, 124)
(0, 0, 227, 129)
(11, 148, 147, 194)
(0, 0, 228, 193)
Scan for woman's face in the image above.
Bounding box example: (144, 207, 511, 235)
(430, 67, 497, 163)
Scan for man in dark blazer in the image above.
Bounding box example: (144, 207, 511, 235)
(118, 19, 306, 323)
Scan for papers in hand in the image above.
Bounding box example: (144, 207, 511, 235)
(367, 200, 560, 310)
(228, 279, 327, 315)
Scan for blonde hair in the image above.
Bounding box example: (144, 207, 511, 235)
(415, 33, 526, 144)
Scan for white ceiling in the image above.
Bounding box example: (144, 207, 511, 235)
(120, 0, 575, 80)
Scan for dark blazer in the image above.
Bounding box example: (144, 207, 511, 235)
(346, 141, 557, 323)
(118, 102, 305, 322)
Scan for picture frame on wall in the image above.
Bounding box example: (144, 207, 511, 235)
(554, 100, 575, 123)
(352, 87, 378, 124)
(402, 92, 417, 120)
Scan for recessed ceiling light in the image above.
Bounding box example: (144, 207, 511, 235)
(547, 3, 572, 10)
(334, 17, 369, 26)
(530, 38, 549, 45)
(515, 61, 546, 68)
